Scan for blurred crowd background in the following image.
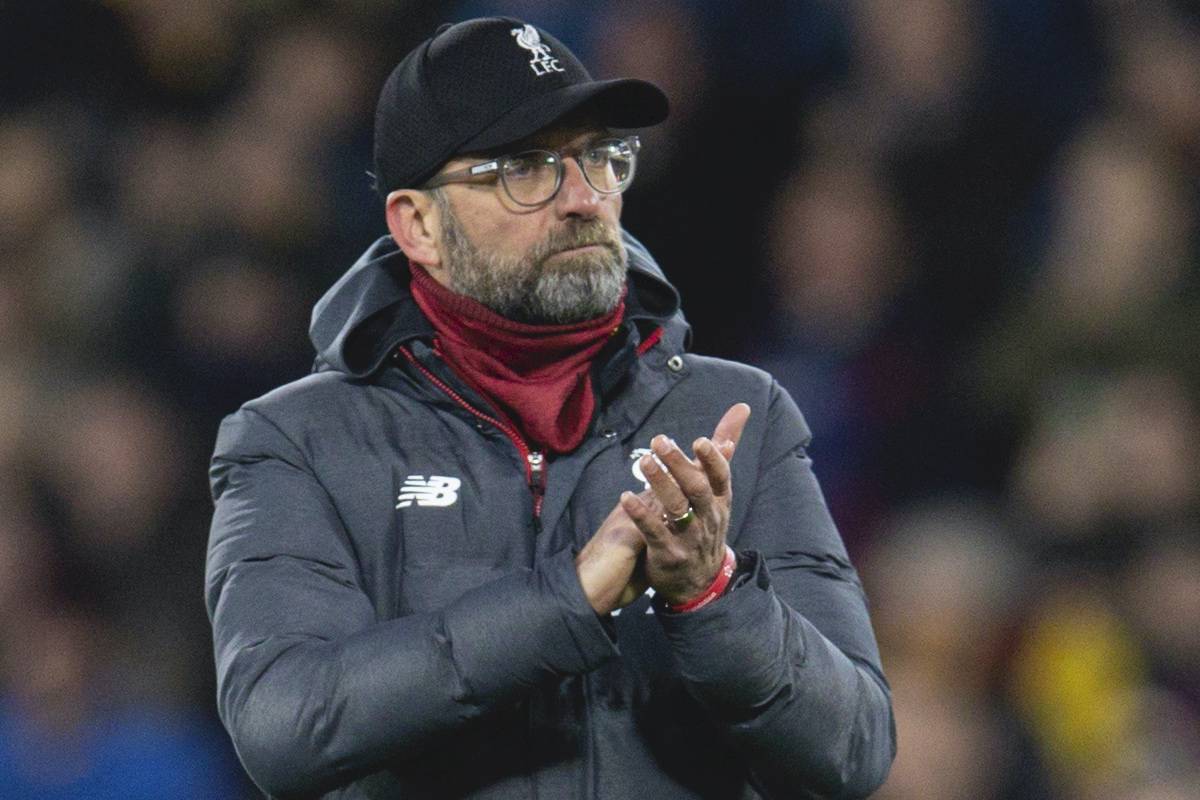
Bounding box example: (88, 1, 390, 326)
(2, 0, 1199, 797)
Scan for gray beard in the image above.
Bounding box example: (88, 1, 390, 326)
(432, 190, 628, 325)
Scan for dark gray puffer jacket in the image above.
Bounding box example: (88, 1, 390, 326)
(205, 233, 895, 799)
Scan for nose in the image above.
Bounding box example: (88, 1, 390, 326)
(553, 157, 601, 218)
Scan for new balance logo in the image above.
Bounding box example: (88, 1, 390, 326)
(396, 476, 461, 508)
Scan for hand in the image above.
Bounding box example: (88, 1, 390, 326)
(575, 501, 648, 615)
(619, 403, 751, 605)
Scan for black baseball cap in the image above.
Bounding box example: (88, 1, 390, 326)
(372, 17, 669, 199)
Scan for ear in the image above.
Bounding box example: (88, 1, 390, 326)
(385, 189, 442, 271)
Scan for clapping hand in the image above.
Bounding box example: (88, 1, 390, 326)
(620, 403, 750, 606)
(575, 403, 750, 614)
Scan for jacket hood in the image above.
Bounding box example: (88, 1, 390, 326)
(309, 231, 690, 378)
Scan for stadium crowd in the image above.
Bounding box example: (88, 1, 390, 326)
(2, 0, 1199, 797)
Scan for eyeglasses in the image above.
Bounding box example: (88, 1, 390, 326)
(423, 135, 641, 207)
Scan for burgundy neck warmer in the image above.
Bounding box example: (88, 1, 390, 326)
(408, 264, 625, 453)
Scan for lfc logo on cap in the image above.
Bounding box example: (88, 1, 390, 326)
(511, 24, 565, 77)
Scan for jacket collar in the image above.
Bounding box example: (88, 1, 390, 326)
(309, 230, 690, 378)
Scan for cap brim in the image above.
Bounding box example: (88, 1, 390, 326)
(458, 78, 669, 154)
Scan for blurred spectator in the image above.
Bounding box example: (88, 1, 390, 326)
(764, 163, 907, 352)
(1010, 368, 1199, 548)
(108, 0, 243, 100)
(866, 500, 1024, 687)
(0, 607, 243, 799)
(845, 0, 983, 149)
(1009, 577, 1200, 798)
(0, 113, 71, 254)
(1121, 533, 1200, 709)
(1037, 119, 1193, 337)
(110, 118, 210, 251)
(166, 254, 311, 416)
(863, 499, 1051, 799)
(590, 0, 710, 169)
(35, 377, 184, 560)
(877, 661, 1009, 800)
(749, 158, 924, 547)
(1110, 6, 1200, 164)
(1011, 580, 1145, 788)
(978, 115, 1198, 381)
(970, 113, 1200, 500)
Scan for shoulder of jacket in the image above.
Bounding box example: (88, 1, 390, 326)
(231, 370, 426, 445)
(237, 371, 365, 419)
(215, 371, 417, 466)
(669, 353, 777, 396)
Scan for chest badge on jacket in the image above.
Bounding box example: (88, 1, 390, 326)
(630, 447, 660, 490)
(396, 475, 461, 508)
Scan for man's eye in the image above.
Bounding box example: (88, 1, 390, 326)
(584, 145, 618, 167)
(505, 155, 552, 180)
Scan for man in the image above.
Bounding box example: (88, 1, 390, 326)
(206, 17, 895, 800)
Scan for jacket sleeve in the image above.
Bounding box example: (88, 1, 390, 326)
(654, 381, 896, 799)
(205, 406, 618, 798)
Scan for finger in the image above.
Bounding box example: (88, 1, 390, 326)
(693, 436, 732, 498)
(620, 490, 671, 546)
(712, 403, 751, 456)
(651, 435, 714, 514)
(639, 449, 691, 520)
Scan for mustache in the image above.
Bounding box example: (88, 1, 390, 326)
(534, 221, 622, 261)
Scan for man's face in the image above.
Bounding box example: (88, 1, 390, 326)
(430, 124, 628, 324)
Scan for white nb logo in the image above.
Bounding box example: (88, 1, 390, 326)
(396, 476, 461, 508)
(511, 24, 565, 76)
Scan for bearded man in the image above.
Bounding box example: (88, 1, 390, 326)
(205, 17, 895, 800)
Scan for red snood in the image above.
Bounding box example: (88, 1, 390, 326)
(408, 264, 625, 454)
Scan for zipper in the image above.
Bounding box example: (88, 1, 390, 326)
(527, 450, 546, 528)
(395, 345, 546, 525)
